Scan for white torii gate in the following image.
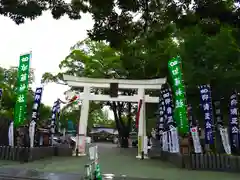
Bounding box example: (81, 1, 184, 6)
(63, 74, 166, 159)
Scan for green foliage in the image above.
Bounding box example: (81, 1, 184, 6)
(179, 25, 240, 88)
(42, 37, 178, 137)
(59, 103, 113, 130)
(3, 0, 240, 132)
(177, 25, 240, 124)
(0, 66, 51, 121)
(0, 0, 88, 24)
(38, 0, 240, 131)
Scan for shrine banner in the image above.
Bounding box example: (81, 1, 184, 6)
(199, 85, 214, 145)
(8, 121, 14, 147)
(0, 88, 2, 100)
(219, 127, 231, 154)
(161, 87, 173, 152)
(229, 92, 239, 150)
(213, 100, 224, 152)
(50, 100, 61, 135)
(161, 87, 175, 130)
(170, 127, 180, 153)
(168, 56, 188, 134)
(190, 127, 202, 153)
(213, 100, 223, 129)
(162, 131, 168, 151)
(188, 104, 198, 127)
(29, 87, 43, 148)
(14, 52, 31, 127)
(161, 86, 179, 153)
(156, 93, 165, 141)
(31, 87, 43, 122)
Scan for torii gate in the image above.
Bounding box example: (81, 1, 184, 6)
(63, 74, 166, 159)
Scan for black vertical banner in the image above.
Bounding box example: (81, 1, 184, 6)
(156, 93, 165, 142)
(161, 86, 175, 130)
(213, 100, 224, 153)
(161, 85, 175, 152)
(187, 104, 198, 127)
(214, 101, 223, 129)
(50, 99, 61, 136)
(31, 87, 43, 122)
(0, 88, 2, 108)
(229, 91, 239, 153)
(199, 85, 214, 145)
(0, 88, 2, 100)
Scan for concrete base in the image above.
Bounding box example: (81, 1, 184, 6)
(136, 155, 149, 159)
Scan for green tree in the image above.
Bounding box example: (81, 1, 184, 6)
(42, 39, 135, 147)
(0, 0, 88, 24)
(38, 103, 52, 121)
(176, 25, 240, 124)
(42, 37, 179, 146)
(0, 66, 52, 123)
(0, 66, 34, 119)
(88, 0, 240, 48)
(59, 100, 103, 131)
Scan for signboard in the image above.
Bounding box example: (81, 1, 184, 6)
(89, 145, 98, 161)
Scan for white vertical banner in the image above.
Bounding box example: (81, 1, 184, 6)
(190, 127, 202, 153)
(29, 120, 36, 148)
(162, 131, 168, 151)
(170, 127, 180, 153)
(220, 127, 231, 155)
(168, 131, 173, 152)
(89, 145, 98, 161)
(143, 136, 148, 155)
(8, 122, 14, 147)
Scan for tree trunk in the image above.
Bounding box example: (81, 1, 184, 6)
(111, 102, 129, 148)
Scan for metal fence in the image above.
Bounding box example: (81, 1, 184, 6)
(156, 150, 240, 173)
(0, 145, 72, 161)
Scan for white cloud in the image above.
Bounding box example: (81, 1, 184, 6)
(0, 11, 94, 106)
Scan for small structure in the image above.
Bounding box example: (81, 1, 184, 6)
(36, 128, 50, 146)
(89, 126, 118, 142)
(63, 75, 166, 158)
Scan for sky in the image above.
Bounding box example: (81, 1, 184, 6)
(0, 11, 94, 107)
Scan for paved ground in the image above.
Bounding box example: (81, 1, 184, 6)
(0, 143, 239, 180)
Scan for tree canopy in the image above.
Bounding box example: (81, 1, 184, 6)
(4, 0, 240, 140)
(42, 22, 240, 133)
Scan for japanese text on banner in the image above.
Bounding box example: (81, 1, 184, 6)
(199, 85, 214, 145)
(14, 53, 31, 127)
(156, 94, 165, 140)
(229, 92, 239, 149)
(31, 87, 43, 122)
(161, 87, 175, 130)
(168, 56, 188, 134)
(50, 100, 61, 134)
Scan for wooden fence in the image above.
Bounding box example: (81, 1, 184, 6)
(156, 151, 240, 173)
(0, 145, 72, 161)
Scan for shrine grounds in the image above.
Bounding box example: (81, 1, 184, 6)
(0, 143, 239, 180)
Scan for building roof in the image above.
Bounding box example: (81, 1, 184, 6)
(90, 127, 118, 135)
